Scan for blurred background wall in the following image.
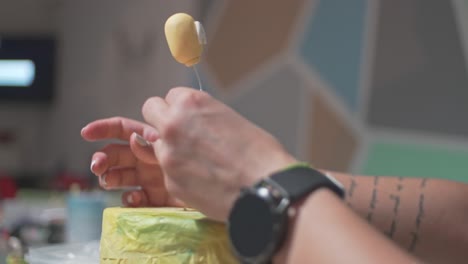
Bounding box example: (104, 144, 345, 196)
(0, 0, 196, 177)
(198, 0, 468, 182)
(0, 0, 467, 183)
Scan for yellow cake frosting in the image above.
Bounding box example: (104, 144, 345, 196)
(100, 207, 238, 264)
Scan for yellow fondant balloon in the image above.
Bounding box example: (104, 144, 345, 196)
(165, 13, 203, 67)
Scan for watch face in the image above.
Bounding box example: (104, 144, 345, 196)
(228, 191, 279, 261)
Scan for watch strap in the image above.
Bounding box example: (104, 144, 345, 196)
(270, 166, 344, 202)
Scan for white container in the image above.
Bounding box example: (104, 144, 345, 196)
(25, 240, 100, 264)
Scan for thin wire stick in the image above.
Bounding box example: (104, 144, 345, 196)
(193, 64, 203, 91)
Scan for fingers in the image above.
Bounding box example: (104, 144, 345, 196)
(165, 86, 205, 104)
(142, 97, 169, 132)
(91, 144, 137, 176)
(167, 197, 187, 207)
(81, 117, 158, 142)
(141, 88, 208, 139)
(165, 87, 190, 104)
(129, 132, 159, 165)
(122, 190, 149, 207)
(99, 168, 139, 190)
(121, 189, 186, 208)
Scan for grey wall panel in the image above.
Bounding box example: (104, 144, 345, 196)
(368, 0, 468, 137)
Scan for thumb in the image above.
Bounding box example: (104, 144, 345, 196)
(130, 132, 159, 165)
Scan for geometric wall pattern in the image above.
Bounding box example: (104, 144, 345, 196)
(205, 0, 305, 91)
(193, 0, 468, 181)
(368, 0, 468, 137)
(229, 68, 304, 155)
(363, 139, 468, 182)
(308, 93, 358, 172)
(301, 0, 367, 111)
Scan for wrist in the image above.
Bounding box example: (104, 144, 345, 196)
(241, 151, 299, 187)
(221, 152, 298, 221)
(273, 188, 337, 263)
(228, 164, 344, 263)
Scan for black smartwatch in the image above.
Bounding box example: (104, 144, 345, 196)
(228, 165, 345, 264)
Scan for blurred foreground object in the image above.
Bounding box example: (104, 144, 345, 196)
(66, 185, 104, 243)
(0, 230, 7, 264)
(0, 176, 16, 200)
(25, 240, 99, 264)
(6, 237, 26, 264)
(100, 207, 237, 264)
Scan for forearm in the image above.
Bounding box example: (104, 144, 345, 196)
(327, 171, 468, 263)
(275, 189, 419, 263)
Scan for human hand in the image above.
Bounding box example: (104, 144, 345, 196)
(81, 117, 185, 208)
(142, 87, 297, 221)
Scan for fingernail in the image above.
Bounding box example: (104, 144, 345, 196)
(81, 126, 87, 135)
(134, 133, 151, 147)
(127, 194, 134, 204)
(90, 160, 97, 172)
(100, 174, 107, 187)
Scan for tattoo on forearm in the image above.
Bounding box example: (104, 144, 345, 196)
(397, 177, 404, 192)
(348, 178, 357, 198)
(386, 194, 401, 239)
(386, 219, 397, 238)
(408, 180, 427, 252)
(374, 176, 379, 186)
(385, 177, 405, 239)
(370, 189, 378, 209)
(366, 177, 381, 222)
(409, 231, 419, 251)
(409, 194, 425, 251)
(345, 174, 357, 208)
(420, 178, 428, 188)
(389, 194, 400, 215)
(415, 194, 425, 229)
